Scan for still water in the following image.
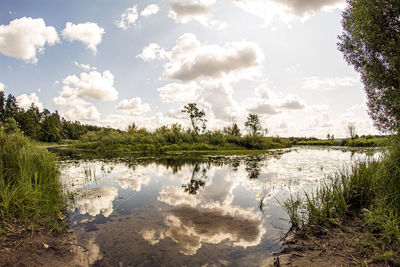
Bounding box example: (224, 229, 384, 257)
(58, 147, 380, 266)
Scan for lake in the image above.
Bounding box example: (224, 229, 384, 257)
(58, 147, 380, 266)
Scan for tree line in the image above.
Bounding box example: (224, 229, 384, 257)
(0, 91, 101, 142)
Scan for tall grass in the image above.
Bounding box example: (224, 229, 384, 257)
(0, 131, 64, 232)
(283, 136, 400, 263)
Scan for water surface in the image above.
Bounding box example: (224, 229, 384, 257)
(59, 147, 380, 266)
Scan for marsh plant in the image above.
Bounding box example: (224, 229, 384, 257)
(0, 131, 65, 232)
(283, 137, 400, 263)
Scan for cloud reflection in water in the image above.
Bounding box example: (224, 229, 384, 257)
(72, 186, 118, 217)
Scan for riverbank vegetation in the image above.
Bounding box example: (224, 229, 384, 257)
(294, 135, 388, 147)
(74, 124, 291, 152)
(0, 130, 65, 235)
(283, 136, 400, 264)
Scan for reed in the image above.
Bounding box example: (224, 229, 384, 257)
(0, 131, 65, 233)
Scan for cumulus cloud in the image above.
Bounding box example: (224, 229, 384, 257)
(72, 187, 118, 217)
(62, 70, 118, 101)
(16, 93, 44, 111)
(0, 82, 5, 92)
(116, 5, 139, 30)
(245, 84, 306, 115)
(279, 95, 306, 110)
(142, 33, 263, 82)
(302, 76, 359, 91)
(62, 22, 104, 54)
(116, 97, 151, 116)
(141, 4, 160, 17)
(231, 0, 345, 26)
(169, 0, 226, 29)
(137, 43, 167, 62)
(271, 0, 345, 16)
(53, 94, 101, 121)
(157, 82, 199, 103)
(73, 61, 96, 71)
(0, 17, 59, 63)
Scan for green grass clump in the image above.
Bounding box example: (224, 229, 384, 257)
(283, 136, 400, 264)
(0, 131, 65, 233)
(346, 138, 388, 147)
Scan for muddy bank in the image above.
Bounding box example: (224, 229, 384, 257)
(0, 224, 89, 267)
(265, 217, 389, 267)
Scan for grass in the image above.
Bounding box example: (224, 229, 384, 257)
(283, 136, 400, 264)
(0, 131, 65, 234)
(296, 137, 389, 147)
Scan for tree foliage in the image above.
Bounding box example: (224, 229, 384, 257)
(181, 103, 207, 134)
(245, 113, 262, 135)
(338, 0, 400, 132)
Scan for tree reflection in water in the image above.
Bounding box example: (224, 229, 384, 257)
(245, 156, 263, 180)
(181, 163, 208, 195)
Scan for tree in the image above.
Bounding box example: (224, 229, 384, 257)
(181, 103, 207, 134)
(18, 105, 41, 139)
(223, 121, 241, 137)
(4, 94, 18, 119)
(40, 112, 62, 142)
(338, 0, 400, 132)
(347, 123, 357, 140)
(0, 91, 5, 121)
(245, 113, 262, 135)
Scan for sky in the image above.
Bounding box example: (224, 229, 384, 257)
(0, 0, 380, 138)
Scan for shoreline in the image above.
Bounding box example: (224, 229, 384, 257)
(0, 224, 88, 267)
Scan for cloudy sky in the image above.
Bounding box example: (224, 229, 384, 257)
(0, 0, 379, 138)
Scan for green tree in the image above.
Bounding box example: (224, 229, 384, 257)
(181, 103, 207, 134)
(338, 0, 400, 132)
(224, 122, 241, 137)
(244, 113, 262, 135)
(18, 105, 41, 139)
(5, 94, 18, 119)
(0, 91, 5, 122)
(40, 112, 62, 142)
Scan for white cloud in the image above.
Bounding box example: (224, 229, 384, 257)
(137, 43, 167, 62)
(116, 97, 151, 116)
(302, 76, 359, 91)
(279, 95, 306, 110)
(157, 82, 199, 103)
(62, 70, 118, 101)
(53, 94, 101, 122)
(143, 33, 264, 82)
(140, 4, 160, 17)
(231, 0, 345, 26)
(62, 22, 104, 54)
(0, 82, 5, 92)
(73, 61, 96, 71)
(0, 17, 59, 63)
(16, 93, 44, 111)
(169, 0, 226, 29)
(72, 187, 118, 217)
(245, 84, 306, 115)
(116, 5, 139, 30)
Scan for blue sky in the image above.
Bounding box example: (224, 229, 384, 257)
(0, 0, 378, 138)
